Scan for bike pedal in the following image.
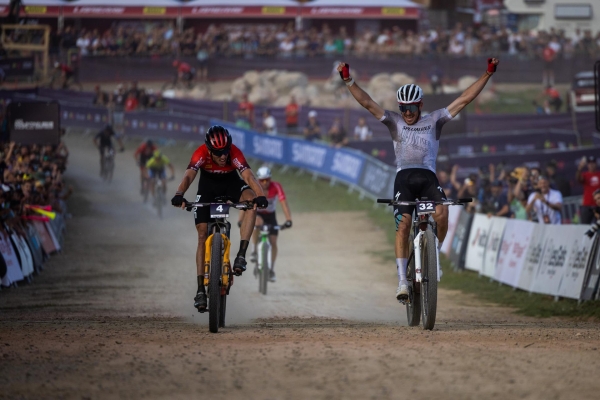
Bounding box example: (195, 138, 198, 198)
(196, 307, 208, 313)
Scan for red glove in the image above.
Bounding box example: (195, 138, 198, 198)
(339, 64, 351, 80)
(487, 58, 497, 74)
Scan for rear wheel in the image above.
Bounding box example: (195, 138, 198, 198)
(259, 241, 269, 295)
(208, 233, 223, 333)
(156, 182, 164, 219)
(420, 229, 438, 330)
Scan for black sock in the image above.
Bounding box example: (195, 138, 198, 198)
(237, 240, 249, 258)
(197, 275, 205, 293)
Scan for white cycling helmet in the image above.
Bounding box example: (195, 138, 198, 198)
(396, 84, 423, 104)
(256, 166, 271, 180)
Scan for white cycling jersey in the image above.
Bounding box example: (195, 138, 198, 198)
(379, 108, 453, 173)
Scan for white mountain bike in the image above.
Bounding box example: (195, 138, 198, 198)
(377, 197, 472, 330)
(254, 224, 287, 295)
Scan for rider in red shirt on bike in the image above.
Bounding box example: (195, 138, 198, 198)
(171, 125, 268, 311)
(134, 139, 156, 193)
(239, 165, 293, 283)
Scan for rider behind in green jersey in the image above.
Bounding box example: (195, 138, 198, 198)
(145, 150, 175, 200)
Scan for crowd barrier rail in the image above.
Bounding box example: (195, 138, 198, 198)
(0, 200, 67, 288)
(444, 206, 600, 302)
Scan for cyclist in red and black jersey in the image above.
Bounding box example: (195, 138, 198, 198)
(171, 125, 267, 311)
(134, 140, 156, 193)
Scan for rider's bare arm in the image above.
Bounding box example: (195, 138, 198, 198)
(447, 58, 499, 118)
(281, 199, 292, 222)
(241, 169, 265, 198)
(176, 169, 198, 196)
(336, 62, 385, 120)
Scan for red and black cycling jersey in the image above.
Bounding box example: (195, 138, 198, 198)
(187, 144, 250, 174)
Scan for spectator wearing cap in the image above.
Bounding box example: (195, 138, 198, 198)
(480, 180, 510, 218)
(576, 155, 600, 224)
(303, 110, 321, 141)
(526, 175, 563, 224)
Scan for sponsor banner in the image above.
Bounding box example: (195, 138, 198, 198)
(306, 6, 419, 19)
(33, 220, 57, 255)
(125, 112, 208, 142)
(449, 211, 473, 269)
(11, 233, 34, 277)
(532, 225, 582, 296)
(494, 219, 536, 288)
(63, 6, 179, 17)
(0, 230, 25, 286)
(181, 6, 296, 17)
(61, 103, 108, 130)
(481, 216, 507, 279)
(216, 121, 364, 186)
(464, 213, 493, 273)
(517, 223, 547, 292)
(358, 157, 395, 199)
(557, 225, 594, 300)
(441, 205, 462, 256)
(0, 57, 35, 78)
(581, 237, 600, 300)
(21, 5, 61, 16)
(7, 101, 61, 145)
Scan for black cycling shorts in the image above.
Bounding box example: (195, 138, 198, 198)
(257, 212, 279, 236)
(193, 171, 251, 225)
(393, 168, 446, 229)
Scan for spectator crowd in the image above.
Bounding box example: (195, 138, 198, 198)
(33, 22, 600, 62)
(436, 156, 600, 225)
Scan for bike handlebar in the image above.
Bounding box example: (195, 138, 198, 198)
(376, 198, 473, 206)
(255, 224, 287, 232)
(182, 199, 255, 212)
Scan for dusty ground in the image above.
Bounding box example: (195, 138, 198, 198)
(1, 134, 600, 400)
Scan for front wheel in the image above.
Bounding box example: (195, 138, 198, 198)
(258, 241, 269, 295)
(406, 238, 421, 326)
(208, 233, 223, 333)
(420, 229, 438, 330)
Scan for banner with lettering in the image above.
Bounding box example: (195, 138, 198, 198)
(494, 219, 536, 288)
(517, 223, 547, 292)
(0, 230, 25, 286)
(215, 121, 365, 187)
(581, 237, 600, 300)
(532, 225, 580, 296)
(464, 213, 493, 273)
(448, 211, 473, 270)
(557, 225, 594, 299)
(480, 216, 507, 279)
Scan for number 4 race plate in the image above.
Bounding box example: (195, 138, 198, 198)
(416, 200, 435, 215)
(210, 204, 230, 218)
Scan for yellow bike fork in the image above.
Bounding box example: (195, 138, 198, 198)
(203, 233, 232, 288)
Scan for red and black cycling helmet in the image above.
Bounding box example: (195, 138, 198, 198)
(205, 125, 232, 156)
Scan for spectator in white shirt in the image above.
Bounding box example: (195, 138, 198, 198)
(262, 109, 277, 135)
(526, 176, 563, 224)
(353, 117, 372, 141)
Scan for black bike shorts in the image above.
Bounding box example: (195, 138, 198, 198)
(193, 171, 251, 225)
(256, 211, 279, 236)
(393, 168, 446, 229)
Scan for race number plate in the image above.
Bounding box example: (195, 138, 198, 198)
(210, 203, 230, 218)
(416, 200, 435, 215)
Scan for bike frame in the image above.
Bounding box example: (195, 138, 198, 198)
(412, 213, 440, 283)
(256, 226, 273, 273)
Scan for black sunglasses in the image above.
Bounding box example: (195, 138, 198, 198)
(399, 104, 420, 113)
(211, 148, 230, 157)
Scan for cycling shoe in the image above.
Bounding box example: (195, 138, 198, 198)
(194, 292, 207, 311)
(396, 284, 409, 302)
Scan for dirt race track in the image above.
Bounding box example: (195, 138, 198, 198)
(1, 134, 600, 400)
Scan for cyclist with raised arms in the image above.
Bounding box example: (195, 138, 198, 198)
(337, 58, 499, 301)
(239, 166, 293, 283)
(171, 125, 268, 311)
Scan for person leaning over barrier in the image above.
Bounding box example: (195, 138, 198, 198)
(337, 57, 499, 301)
(526, 175, 563, 224)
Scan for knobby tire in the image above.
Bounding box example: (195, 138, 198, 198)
(209, 233, 223, 333)
(406, 235, 421, 326)
(260, 241, 269, 295)
(420, 229, 438, 330)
